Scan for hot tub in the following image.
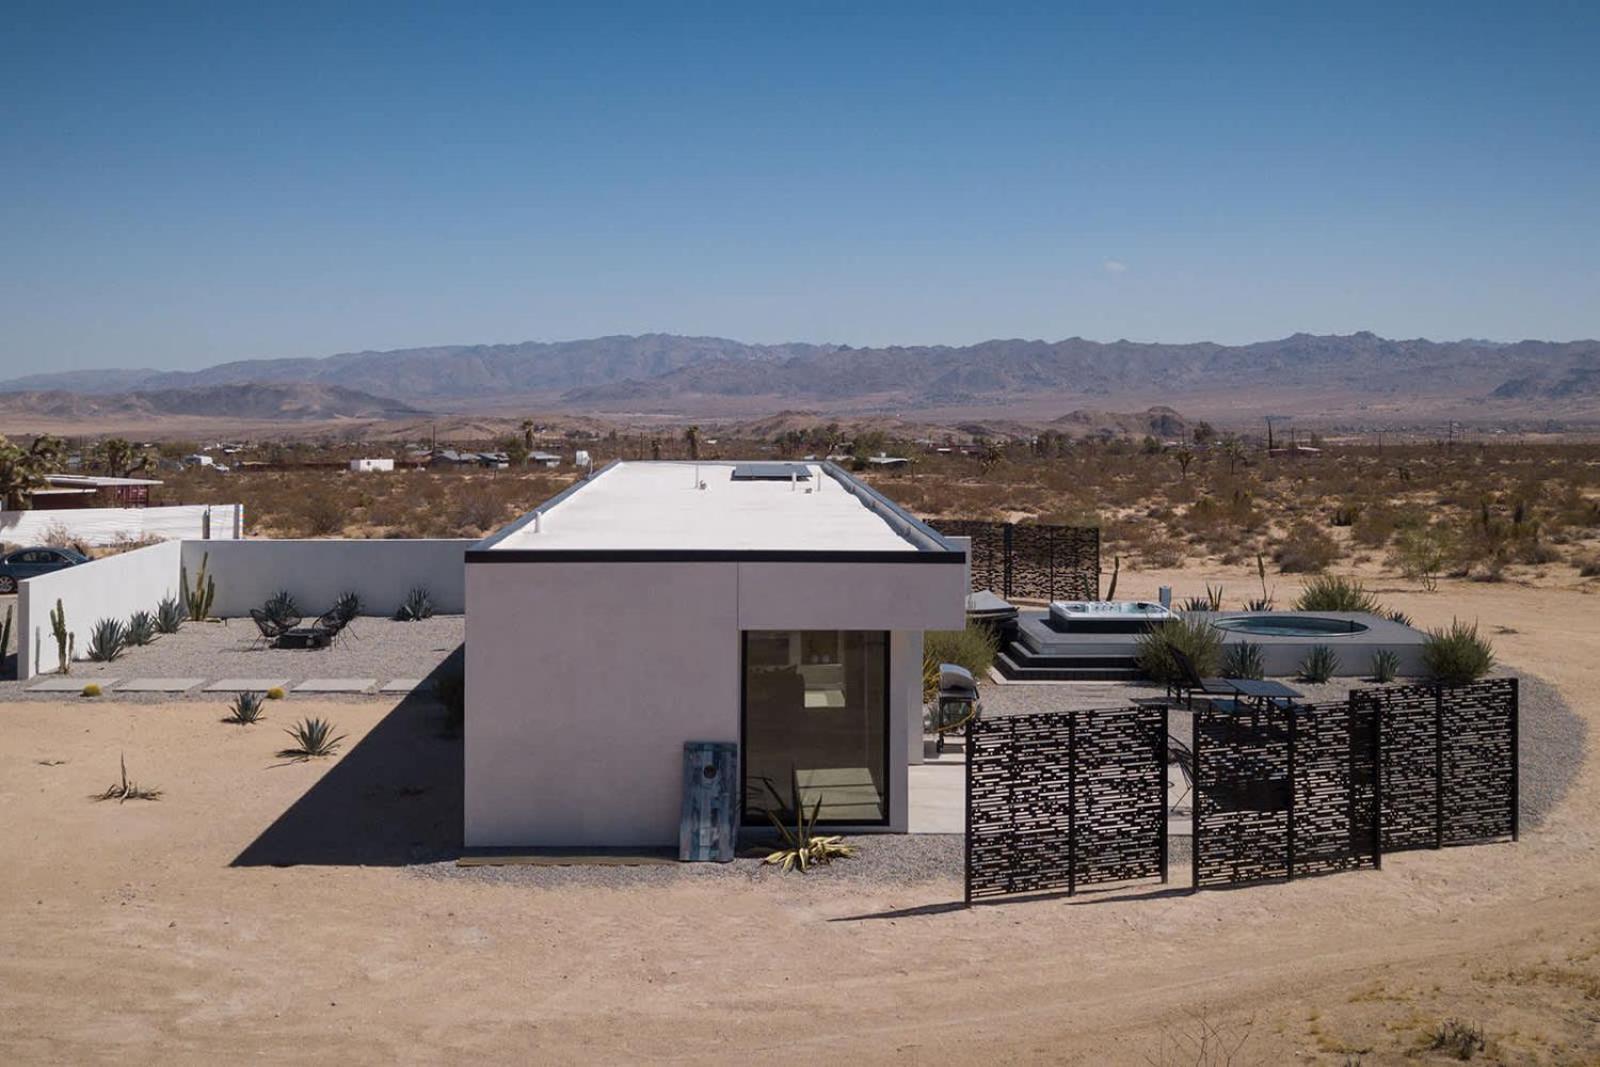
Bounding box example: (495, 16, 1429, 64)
(1211, 614, 1371, 637)
(1049, 600, 1177, 632)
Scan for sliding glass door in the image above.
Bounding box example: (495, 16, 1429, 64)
(742, 630, 888, 825)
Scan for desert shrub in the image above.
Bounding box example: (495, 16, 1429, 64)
(86, 618, 127, 662)
(1579, 553, 1600, 578)
(1294, 574, 1381, 613)
(1390, 526, 1452, 591)
(1272, 522, 1339, 573)
(1298, 644, 1339, 683)
(454, 485, 512, 534)
(224, 691, 265, 725)
(126, 610, 156, 647)
(1387, 607, 1415, 627)
(1220, 641, 1265, 680)
(1139, 538, 1188, 569)
(1135, 616, 1222, 684)
(923, 623, 1000, 684)
(1422, 619, 1495, 685)
(155, 596, 184, 634)
(1329, 502, 1361, 527)
(1370, 649, 1400, 683)
(278, 717, 347, 760)
(296, 486, 345, 536)
(397, 586, 434, 621)
(94, 753, 161, 802)
(1428, 1018, 1485, 1060)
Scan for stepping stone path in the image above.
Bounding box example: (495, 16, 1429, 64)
(202, 678, 290, 693)
(118, 678, 205, 693)
(28, 677, 115, 692)
(379, 679, 423, 693)
(294, 678, 378, 693)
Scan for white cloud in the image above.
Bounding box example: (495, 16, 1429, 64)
(1102, 258, 1129, 275)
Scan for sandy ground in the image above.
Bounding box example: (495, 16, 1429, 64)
(2, 570, 1599, 1064)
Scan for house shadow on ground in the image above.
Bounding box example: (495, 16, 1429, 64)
(232, 648, 463, 867)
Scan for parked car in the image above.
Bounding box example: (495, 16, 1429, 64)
(0, 546, 89, 593)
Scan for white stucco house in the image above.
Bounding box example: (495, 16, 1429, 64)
(463, 460, 967, 848)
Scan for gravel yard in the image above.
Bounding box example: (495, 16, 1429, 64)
(0, 613, 463, 701)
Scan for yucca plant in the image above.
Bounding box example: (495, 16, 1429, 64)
(86, 617, 127, 662)
(1134, 615, 1223, 685)
(396, 586, 434, 621)
(1422, 619, 1495, 685)
(1299, 644, 1340, 683)
(224, 691, 265, 725)
(1220, 641, 1265, 680)
(278, 716, 347, 760)
(94, 753, 162, 803)
(1371, 649, 1400, 683)
(760, 772, 856, 873)
(126, 610, 156, 647)
(155, 595, 184, 634)
(1294, 574, 1381, 614)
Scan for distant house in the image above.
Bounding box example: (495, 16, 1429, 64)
(349, 458, 396, 473)
(864, 453, 911, 469)
(528, 451, 562, 469)
(184, 454, 215, 469)
(32, 474, 164, 510)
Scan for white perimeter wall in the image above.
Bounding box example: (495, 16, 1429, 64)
(465, 559, 965, 848)
(0, 504, 242, 547)
(18, 540, 183, 677)
(182, 539, 470, 619)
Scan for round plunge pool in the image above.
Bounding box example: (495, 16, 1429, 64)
(1211, 614, 1371, 638)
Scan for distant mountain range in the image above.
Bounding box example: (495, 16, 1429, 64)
(3, 332, 1598, 422)
(0, 383, 421, 422)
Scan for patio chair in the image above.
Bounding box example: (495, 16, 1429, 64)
(310, 608, 351, 648)
(247, 608, 290, 650)
(1166, 647, 1241, 709)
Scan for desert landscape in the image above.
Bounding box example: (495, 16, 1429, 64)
(1, 561, 1596, 1064)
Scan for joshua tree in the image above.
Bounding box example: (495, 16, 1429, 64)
(1174, 446, 1196, 480)
(88, 437, 151, 478)
(1221, 435, 1245, 475)
(685, 425, 701, 461)
(0, 434, 64, 511)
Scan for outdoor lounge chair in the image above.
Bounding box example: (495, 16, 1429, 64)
(1166, 647, 1242, 709)
(248, 608, 291, 651)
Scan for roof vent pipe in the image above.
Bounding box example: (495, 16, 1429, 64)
(533, 511, 542, 534)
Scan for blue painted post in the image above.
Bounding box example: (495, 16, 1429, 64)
(680, 741, 738, 862)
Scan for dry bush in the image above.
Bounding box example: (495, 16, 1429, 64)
(1272, 522, 1339, 573)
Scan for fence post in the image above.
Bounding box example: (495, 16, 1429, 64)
(1434, 685, 1445, 849)
(1191, 708, 1203, 892)
(1286, 705, 1297, 882)
(964, 714, 974, 907)
(1510, 678, 1520, 842)
(1371, 695, 1384, 870)
(1159, 705, 1169, 885)
(1067, 711, 1078, 897)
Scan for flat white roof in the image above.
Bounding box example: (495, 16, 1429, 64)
(486, 461, 930, 553)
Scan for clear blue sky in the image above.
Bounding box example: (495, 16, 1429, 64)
(3, 2, 1598, 373)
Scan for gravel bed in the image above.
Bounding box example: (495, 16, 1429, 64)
(409, 832, 964, 892)
(0, 614, 463, 702)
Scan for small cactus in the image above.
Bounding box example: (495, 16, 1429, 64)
(1, 604, 12, 662)
(82, 683, 102, 697)
(181, 553, 216, 622)
(50, 598, 69, 674)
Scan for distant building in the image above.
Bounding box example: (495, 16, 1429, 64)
(32, 474, 164, 509)
(528, 451, 562, 468)
(349, 458, 396, 473)
(184, 454, 215, 468)
(864, 453, 910, 469)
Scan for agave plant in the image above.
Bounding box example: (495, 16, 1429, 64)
(278, 716, 347, 760)
(334, 590, 362, 623)
(86, 617, 127, 662)
(126, 610, 156, 647)
(396, 586, 434, 621)
(1298, 644, 1340, 684)
(1387, 607, 1415, 628)
(155, 595, 184, 635)
(1370, 649, 1400, 684)
(1179, 584, 1225, 613)
(760, 772, 856, 873)
(263, 589, 301, 627)
(224, 691, 265, 725)
(1220, 641, 1265, 680)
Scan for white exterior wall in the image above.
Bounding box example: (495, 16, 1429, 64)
(0, 504, 242, 547)
(182, 539, 470, 618)
(18, 540, 183, 678)
(465, 558, 965, 848)
(349, 459, 395, 472)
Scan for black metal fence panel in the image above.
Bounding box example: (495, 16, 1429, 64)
(1193, 700, 1381, 889)
(966, 705, 1166, 903)
(1357, 678, 1518, 851)
(931, 520, 1099, 602)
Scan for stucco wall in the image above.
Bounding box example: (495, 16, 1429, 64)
(182, 539, 470, 619)
(0, 503, 242, 546)
(465, 557, 965, 847)
(465, 561, 743, 848)
(18, 540, 183, 678)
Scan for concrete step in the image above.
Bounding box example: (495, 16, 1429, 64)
(995, 651, 1146, 682)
